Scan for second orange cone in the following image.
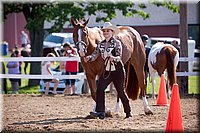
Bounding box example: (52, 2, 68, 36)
(156, 74, 168, 106)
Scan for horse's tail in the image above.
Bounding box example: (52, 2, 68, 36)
(165, 47, 176, 87)
(125, 62, 140, 100)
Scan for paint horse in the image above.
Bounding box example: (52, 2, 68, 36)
(148, 42, 179, 99)
(71, 18, 153, 115)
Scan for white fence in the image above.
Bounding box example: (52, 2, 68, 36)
(0, 57, 85, 79)
(0, 56, 199, 79)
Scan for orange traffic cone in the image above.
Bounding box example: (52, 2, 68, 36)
(165, 83, 184, 133)
(156, 74, 168, 106)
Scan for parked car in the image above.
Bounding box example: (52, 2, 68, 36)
(43, 33, 74, 48)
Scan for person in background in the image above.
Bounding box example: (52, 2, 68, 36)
(6, 53, 20, 94)
(60, 50, 66, 75)
(171, 40, 180, 71)
(62, 42, 79, 96)
(13, 45, 22, 86)
(21, 44, 31, 74)
(21, 31, 30, 48)
(141, 34, 151, 91)
(41, 53, 59, 95)
(2, 62, 7, 94)
(171, 40, 180, 52)
(84, 22, 132, 119)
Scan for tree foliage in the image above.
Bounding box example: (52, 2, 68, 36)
(3, 1, 179, 86)
(3, 1, 179, 32)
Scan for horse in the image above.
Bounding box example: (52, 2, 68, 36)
(71, 18, 153, 115)
(148, 42, 179, 99)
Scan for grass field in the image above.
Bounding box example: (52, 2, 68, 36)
(2, 58, 199, 95)
(146, 76, 199, 95)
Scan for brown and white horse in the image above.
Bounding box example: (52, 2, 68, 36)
(148, 42, 179, 99)
(71, 18, 153, 115)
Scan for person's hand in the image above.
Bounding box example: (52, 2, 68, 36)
(84, 56, 90, 63)
(109, 55, 115, 62)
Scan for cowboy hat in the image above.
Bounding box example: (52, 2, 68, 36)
(101, 22, 120, 35)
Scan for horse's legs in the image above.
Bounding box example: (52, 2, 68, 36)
(86, 77, 97, 101)
(134, 64, 153, 115)
(151, 73, 157, 99)
(166, 79, 171, 99)
(114, 94, 122, 113)
(109, 83, 122, 113)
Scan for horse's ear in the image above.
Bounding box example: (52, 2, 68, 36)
(83, 18, 90, 27)
(71, 18, 77, 27)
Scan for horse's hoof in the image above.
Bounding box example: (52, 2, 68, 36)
(105, 110, 112, 117)
(145, 110, 153, 115)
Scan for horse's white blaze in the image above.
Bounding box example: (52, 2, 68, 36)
(78, 29, 85, 57)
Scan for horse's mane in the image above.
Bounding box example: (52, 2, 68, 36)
(87, 27, 104, 44)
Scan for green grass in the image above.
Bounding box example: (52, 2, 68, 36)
(146, 76, 199, 95)
(188, 76, 200, 94)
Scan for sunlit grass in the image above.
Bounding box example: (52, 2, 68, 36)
(146, 76, 199, 95)
(188, 76, 200, 94)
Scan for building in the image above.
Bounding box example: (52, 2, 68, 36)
(3, 2, 199, 51)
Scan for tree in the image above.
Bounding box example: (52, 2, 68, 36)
(3, 1, 179, 86)
(179, 2, 188, 95)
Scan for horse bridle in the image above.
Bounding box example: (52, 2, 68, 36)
(75, 27, 89, 57)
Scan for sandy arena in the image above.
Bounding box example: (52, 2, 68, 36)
(1, 94, 199, 132)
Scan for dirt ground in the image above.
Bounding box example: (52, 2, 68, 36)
(1, 94, 199, 133)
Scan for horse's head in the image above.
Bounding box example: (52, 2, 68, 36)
(71, 18, 90, 57)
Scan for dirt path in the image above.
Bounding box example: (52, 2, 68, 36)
(1, 94, 199, 132)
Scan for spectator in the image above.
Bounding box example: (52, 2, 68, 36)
(2, 62, 7, 94)
(171, 40, 180, 71)
(171, 40, 180, 52)
(41, 53, 59, 95)
(62, 42, 79, 96)
(60, 50, 66, 75)
(21, 44, 31, 74)
(13, 45, 22, 86)
(141, 34, 151, 85)
(6, 53, 20, 94)
(21, 31, 30, 48)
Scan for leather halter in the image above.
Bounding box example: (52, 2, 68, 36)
(75, 27, 89, 57)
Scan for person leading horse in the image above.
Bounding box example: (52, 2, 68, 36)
(71, 18, 153, 116)
(84, 22, 132, 119)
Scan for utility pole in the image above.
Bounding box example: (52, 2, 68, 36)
(179, 2, 188, 95)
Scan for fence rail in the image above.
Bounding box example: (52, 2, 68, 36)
(0, 56, 199, 78)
